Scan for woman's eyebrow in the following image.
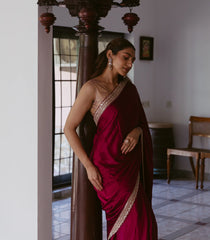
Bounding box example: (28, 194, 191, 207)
(123, 52, 136, 60)
(124, 52, 136, 62)
(123, 52, 132, 56)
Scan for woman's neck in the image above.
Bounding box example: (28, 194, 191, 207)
(100, 67, 119, 85)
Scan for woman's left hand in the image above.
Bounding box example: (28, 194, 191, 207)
(121, 127, 142, 154)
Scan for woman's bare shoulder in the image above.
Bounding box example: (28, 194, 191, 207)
(83, 78, 102, 93)
(86, 78, 100, 86)
(77, 79, 103, 103)
(80, 79, 98, 94)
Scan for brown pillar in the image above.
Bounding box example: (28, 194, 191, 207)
(70, 30, 102, 240)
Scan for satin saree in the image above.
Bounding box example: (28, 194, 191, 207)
(90, 78, 157, 240)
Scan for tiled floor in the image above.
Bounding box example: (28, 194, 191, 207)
(52, 179, 210, 240)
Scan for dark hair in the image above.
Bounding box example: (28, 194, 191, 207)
(91, 38, 135, 80)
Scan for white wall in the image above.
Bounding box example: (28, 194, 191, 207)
(154, 0, 210, 172)
(132, 0, 156, 121)
(0, 3, 52, 240)
(0, 2, 38, 240)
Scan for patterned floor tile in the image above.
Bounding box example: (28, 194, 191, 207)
(157, 219, 190, 239)
(154, 202, 197, 217)
(175, 206, 210, 222)
(53, 223, 70, 235)
(174, 226, 210, 240)
(184, 192, 210, 205)
(52, 179, 210, 240)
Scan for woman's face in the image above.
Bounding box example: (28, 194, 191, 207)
(112, 47, 136, 76)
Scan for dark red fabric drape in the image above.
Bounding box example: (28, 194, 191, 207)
(90, 79, 157, 240)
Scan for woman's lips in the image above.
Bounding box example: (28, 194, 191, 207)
(123, 68, 130, 73)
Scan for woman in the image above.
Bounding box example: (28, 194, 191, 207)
(64, 38, 157, 239)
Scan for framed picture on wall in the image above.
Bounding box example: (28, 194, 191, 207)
(140, 36, 154, 60)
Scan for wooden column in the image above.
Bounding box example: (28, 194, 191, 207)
(64, 2, 112, 239)
(70, 29, 102, 240)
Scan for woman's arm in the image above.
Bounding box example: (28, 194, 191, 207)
(64, 81, 103, 191)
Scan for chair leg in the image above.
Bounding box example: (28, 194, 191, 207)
(189, 157, 196, 177)
(167, 153, 171, 184)
(195, 156, 200, 189)
(200, 158, 205, 189)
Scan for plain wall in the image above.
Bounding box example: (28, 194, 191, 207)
(154, 0, 210, 172)
(0, 2, 38, 240)
(0, 3, 52, 240)
(132, 0, 156, 121)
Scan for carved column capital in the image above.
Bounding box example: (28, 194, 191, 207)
(64, 0, 112, 18)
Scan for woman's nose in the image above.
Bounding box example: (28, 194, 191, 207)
(127, 61, 132, 67)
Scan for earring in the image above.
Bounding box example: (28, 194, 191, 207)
(108, 58, 113, 70)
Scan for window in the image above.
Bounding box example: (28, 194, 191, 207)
(53, 27, 78, 188)
(52, 26, 124, 188)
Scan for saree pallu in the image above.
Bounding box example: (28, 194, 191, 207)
(90, 78, 157, 240)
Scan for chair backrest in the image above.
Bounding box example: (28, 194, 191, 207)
(188, 116, 210, 148)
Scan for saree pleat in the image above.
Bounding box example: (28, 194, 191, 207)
(90, 78, 157, 240)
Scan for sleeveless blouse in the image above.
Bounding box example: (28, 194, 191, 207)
(88, 78, 124, 119)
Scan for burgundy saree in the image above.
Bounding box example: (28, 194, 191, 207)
(90, 78, 157, 240)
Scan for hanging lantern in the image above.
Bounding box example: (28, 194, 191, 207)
(37, 1, 58, 33)
(122, 11, 140, 33)
(39, 12, 56, 33)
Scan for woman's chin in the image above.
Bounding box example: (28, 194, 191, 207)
(120, 72, 127, 77)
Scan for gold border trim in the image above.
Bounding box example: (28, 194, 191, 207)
(93, 78, 129, 125)
(108, 174, 140, 239)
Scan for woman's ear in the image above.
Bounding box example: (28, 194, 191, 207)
(106, 49, 113, 59)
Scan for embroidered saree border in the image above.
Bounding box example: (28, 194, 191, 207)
(108, 174, 140, 240)
(93, 78, 129, 125)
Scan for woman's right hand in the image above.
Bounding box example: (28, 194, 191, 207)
(86, 164, 103, 191)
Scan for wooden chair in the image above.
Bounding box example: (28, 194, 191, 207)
(200, 152, 210, 189)
(167, 116, 210, 189)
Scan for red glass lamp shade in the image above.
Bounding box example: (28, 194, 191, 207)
(122, 12, 140, 33)
(39, 12, 56, 33)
